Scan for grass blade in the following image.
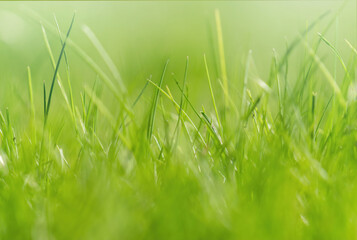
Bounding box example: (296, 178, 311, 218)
(27, 66, 35, 120)
(45, 13, 75, 123)
(147, 60, 169, 141)
(215, 9, 229, 110)
(204, 54, 222, 131)
(82, 25, 126, 92)
(302, 38, 346, 108)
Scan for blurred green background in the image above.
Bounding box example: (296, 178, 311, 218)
(0, 0, 355, 126)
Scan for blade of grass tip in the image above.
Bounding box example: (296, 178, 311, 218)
(311, 92, 316, 140)
(166, 86, 209, 155)
(216, 76, 240, 117)
(85, 77, 98, 126)
(74, 107, 86, 134)
(84, 86, 115, 126)
(112, 79, 150, 142)
(43, 81, 47, 121)
(215, 9, 229, 110)
(171, 79, 215, 148)
(147, 60, 169, 141)
(299, 3, 348, 89)
(153, 135, 165, 162)
(204, 54, 222, 131)
(318, 32, 348, 77)
(241, 50, 252, 116)
(299, 6, 346, 89)
(201, 110, 222, 145)
(334, 16, 338, 81)
(5, 108, 10, 130)
(206, 21, 220, 80)
(41, 21, 75, 125)
(54, 14, 76, 118)
(42, 23, 72, 114)
(45, 13, 75, 122)
(273, 49, 283, 117)
(80, 92, 86, 124)
(243, 96, 261, 121)
(148, 79, 208, 147)
(41, 25, 57, 69)
(173, 79, 201, 120)
(0, 111, 4, 130)
(133, 80, 150, 108)
(27, 66, 35, 120)
(345, 39, 357, 56)
(82, 25, 126, 92)
(179, 57, 189, 121)
(28, 66, 36, 142)
(53, 14, 69, 67)
(84, 85, 130, 149)
(314, 95, 333, 138)
(283, 38, 289, 101)
(302, 37, 346, 109)
(159, 96, 170, 149)
(201, 106, 211, 143)
(42, 24, 72, 115)
(278, 10, 331, 72)
(5, 108, 15, 155)
(23, 8, 124, 99)
(172, 57, 189, 141)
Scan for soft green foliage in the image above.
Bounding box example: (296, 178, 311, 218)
(0, 1, 357, 240)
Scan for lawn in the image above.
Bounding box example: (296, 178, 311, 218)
(0, 1, 356, 239)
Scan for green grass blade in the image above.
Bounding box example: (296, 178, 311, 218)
(302, 38, 346, 108)
(24, 8, 124, 99)
(45, 13, 75, 122)
(54, 14, 76, 120)
(147, 60, 169, 141)
(27, 66, 35, 120)
(147, 79, 207, 147)
(241, 50, 252, 116)
(204, 54, 222, 131)
(314, 95, 333, 138)
(277, 10, 330, 72)
(318, 32, 348, 76)
(43, 81, 47, 120)
(82, 25, 126, 92)
(214, 9, 229, 110)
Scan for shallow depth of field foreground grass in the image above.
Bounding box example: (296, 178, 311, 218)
(0, 1, 357, 239)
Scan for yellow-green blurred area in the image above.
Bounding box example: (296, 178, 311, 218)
(0, 1, 355, 126)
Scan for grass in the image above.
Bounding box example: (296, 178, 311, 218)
(0, 2, 357, 240)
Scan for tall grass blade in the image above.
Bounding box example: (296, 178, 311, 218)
(204, 54, 222, 131)
(24, 8, 124, 100)
(27, 66, 35, 121)
(214, 9, 229, 110)
(318, 32, 348, 76)
(45, 13, 75, 122)
(43, 81, 47, 120)
(147, 60, 169, 141)
(82, 25, 126, 92)
(302, 38, 346, 108)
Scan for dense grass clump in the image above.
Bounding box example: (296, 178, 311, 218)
(1, 4, 357, 240)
